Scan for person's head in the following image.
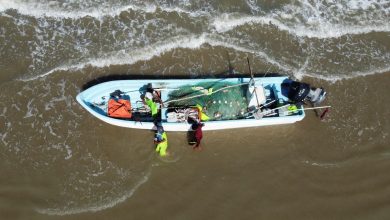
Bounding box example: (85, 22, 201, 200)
(155, 132, 163, 142)
(146, 83, 154, 93)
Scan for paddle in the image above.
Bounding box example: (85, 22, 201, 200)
(320, 107, 329, 120)
(310, 101, 330, 120)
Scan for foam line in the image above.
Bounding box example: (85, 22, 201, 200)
(303, 160, 340, 168)
(211, 14, 390, 38)
(0, 1, 153, 18)
(35, 171, 150, 215)
(16, 32, 390, 83)
(0, 1, 208, 19)
(3, 1, 388, 38)
(19, 34, 291, 81)
(212, 14, 276, 33)
(299, 66, 390, 83)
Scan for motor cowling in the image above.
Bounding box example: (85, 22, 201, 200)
(287, 81, 326, 105)
(307, 87, 326, 104)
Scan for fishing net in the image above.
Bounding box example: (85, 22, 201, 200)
(166, 81, 249, 120)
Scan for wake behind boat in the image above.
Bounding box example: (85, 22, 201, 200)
(76, 76, 327, 131)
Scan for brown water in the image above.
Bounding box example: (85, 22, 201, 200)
(1, 1, 390, 219)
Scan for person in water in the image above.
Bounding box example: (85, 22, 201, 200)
(154, 123, 168, 156)
(192, 122, 204, 151)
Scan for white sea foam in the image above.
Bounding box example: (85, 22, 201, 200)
(64, 144, 72, 160)
(0, 119, 10, 146)
(19, 32, 390, 82)
(299, 65, 390, 82)
(211, 14, 276, 33)
(0, 131, 8, 146)
(0, 107, 7, 117)
(2, 0, 389, 39)
(245, 0, 261, 14)
(23, 99, 38, 118)
(0, 0, 208, 19)
(212, 0, 390, 38)
(0, 1, 151, 18)
(43, 121, 59, 137)
(5, 1, 389, 83)
(211, 13, 390, 38)
(294, 57, 310, 80)
(19, 34, 291, 81)
(303, 160, 340, 168)
(35, 170, 150, 215)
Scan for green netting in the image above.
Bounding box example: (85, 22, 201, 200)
(167, 81, 249, 120)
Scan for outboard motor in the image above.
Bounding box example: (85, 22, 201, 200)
(287, 81, 326, 105)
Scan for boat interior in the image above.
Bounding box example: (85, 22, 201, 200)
(86, 78, 304, 123)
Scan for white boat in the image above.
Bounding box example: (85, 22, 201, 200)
(76, 76, 326, 131)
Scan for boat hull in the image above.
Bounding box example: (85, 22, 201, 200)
(76, 77, 305, 131)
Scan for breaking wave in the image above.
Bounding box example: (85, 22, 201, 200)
(2, 0, 389, 38)
(35, 170, 150, 215)
(0, 0, 210, 19)
(3, 0, 389, 83)
(18, 34, 292, 81)
(211, 13, 390, 38)
(18, 30, 390, 83)
(301, 66, 390, 82)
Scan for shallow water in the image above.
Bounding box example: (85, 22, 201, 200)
(0, 1, 389, 219)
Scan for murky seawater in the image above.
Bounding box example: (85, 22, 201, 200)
(0, 1, 389, 219)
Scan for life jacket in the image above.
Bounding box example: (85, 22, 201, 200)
(155, 132, 168, 156)
(145, 98, 158, 117)
(196, 104, 209, 121)
(108, 99, 132, 118)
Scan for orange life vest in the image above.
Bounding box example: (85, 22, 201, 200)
(108, 99, 132, 119)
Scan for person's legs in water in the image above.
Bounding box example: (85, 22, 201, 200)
(193, 123, 204, 151)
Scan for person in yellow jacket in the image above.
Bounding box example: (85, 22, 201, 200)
(142, 84, 163, 118)
(196, 104, 209, 121)
(154, 124, 168, 157)
(143, 92, 158, 118)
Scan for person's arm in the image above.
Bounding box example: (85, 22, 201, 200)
(154, 91, 164, 107)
